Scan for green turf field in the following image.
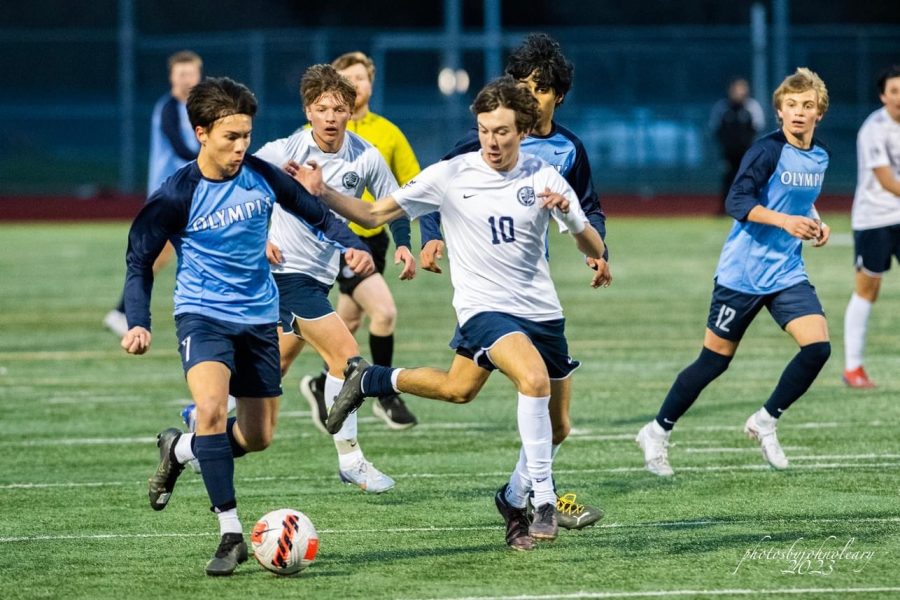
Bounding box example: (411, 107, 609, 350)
(0, 216, 898, 599)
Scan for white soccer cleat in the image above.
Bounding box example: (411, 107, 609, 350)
(744, 410, 789, 470)
(636, 421, 674, 477)
(103, 309, 129, 337)
(339, 458, 395, 493)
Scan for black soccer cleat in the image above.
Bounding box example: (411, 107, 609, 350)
(373, 393, 417, 430)
(148, 427, 185, 511)
(299, 373, 329, 435)
(529, 501, 559, 541)
(494, 484, 535, 551)
(205, 532, 248, 576)
(325, 356, 370, 435)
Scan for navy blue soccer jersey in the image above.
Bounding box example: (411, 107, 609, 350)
(419, 122, 607, 250)
(716, 130, 830, 294)
(124, 154, 367, 330)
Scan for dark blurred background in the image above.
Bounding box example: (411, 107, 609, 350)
(1, 0, 899, 198)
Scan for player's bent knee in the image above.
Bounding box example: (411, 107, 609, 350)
(802, 340, 831, 366)
(517, 373, 551, 398)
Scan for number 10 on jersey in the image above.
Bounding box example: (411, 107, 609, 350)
(489, 216, 515, 244)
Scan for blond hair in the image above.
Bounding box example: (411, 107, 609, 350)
(167, 50, 202, 73)
(331, 51, 375, 83)
(772, 67, 829, 118)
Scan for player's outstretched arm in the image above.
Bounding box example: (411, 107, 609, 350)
(572, 226, 607, 288)
(746, 205, 821, 241)
(419, 239, 445, 274)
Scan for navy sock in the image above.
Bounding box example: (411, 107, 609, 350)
(763, 341, 831, 418)
(369, 333, 394, 367)
(195, 433, 236, 512)
(225, 417, 247, 458)
(656, 347, 732, 430)
(360, 365, 395, 397)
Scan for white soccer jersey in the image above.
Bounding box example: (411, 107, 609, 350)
(852, 107, 900, 230)
(393, 151, 588, 326)
(255, 129, 399, 283)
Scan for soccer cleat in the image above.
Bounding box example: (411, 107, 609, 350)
(744, 411, 789, 470)
(636, 421, 674, 477)
(205, 532, 248, 576)
(529, 502, 559, 541)
(148, 427, 185, 510)
(529, 492, 604, 530)
(494, 484, 534, 551)
(373, 393, 418, 430)
(299, 374, 329, 434)
(325, 357, 370, 435)
(338, 458, 395, 493)
(103, 309, 129, 337)
(179, 403, 202, 473)
(842, 366, 875, 389)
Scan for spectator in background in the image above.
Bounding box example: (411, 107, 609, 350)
(709, 77, 765, 212)
(842, 65, 900, 389)
(104, 50, 203, 336)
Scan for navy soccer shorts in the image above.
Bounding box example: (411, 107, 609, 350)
(174, 313, 282, 398)
(272, 272, 335, 336)
(853, 224, 900, 276)
(337, 230, 389, 295)
(706, 279, 825, 342)
(450, 311, 580, 379)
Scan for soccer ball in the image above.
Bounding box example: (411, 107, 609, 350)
(251, 508, 319, 576)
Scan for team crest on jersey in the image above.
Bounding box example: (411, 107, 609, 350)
(342, 172, 360, 189)
(516, 186, 536, 206)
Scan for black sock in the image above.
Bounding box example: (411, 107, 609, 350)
(195, 433, 236, 512)
(225, 416, 247, 458)
(763, 341, 831, 418)
(656, 347, 732, 430)
(369, 333, 394, 368)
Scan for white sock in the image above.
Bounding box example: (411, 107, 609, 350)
(337, 448, 364, 471)
(506, 447, 531, 509)
(650, 419, 670, 437)
(325, 374, 358, 441)
(516, 392, 554, 507)
(844, 293, 872, 371)
(227, 395, 237, 413)
(756, 407, 778, 427)
(174, 433, 195, 464)
(216, 508, 242, 536)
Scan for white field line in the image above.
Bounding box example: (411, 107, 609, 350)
(2, 517, 898, 544)
(415, 587, 900, 600)
(3, 458, 900, 491)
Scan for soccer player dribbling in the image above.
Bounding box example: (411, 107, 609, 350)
(121, 76, 372, 576)
(636, 68, 833, 476)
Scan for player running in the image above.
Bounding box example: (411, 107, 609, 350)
(636, 68, 833, 476)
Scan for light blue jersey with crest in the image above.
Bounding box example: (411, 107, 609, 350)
(716, 130, 830, 294)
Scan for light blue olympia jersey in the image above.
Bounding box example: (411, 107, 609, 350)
(124, 155, 367, 330)
(716, 130, 830, 294)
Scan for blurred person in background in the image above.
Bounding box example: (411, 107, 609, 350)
(709, 77, 765, 213)
(842, 65, 900, 388)
(104, 50, 203, 336)
(298, 51, 422, 431)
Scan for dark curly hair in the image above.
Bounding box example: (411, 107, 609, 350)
(505, 33, 574, 103)
(470, 76, 540, 134)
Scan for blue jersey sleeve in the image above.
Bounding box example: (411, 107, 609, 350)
(160, 97, 197, 161)
(566, 138, 608, 259)
(123, 185, 191, 330)
(388, 217, 412, 248)
(725, 138, 781, 221)
(248, 156, 369, 253)
(420, 129, 482, 247)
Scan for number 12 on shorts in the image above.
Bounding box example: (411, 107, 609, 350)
(715, 305, 735, 332)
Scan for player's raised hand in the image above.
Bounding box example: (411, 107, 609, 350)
(122, 326, 152, 355)
(419, 239, 445, 274)
(538, 187, 569, 213)
(344, 248, 375, 277)
(812, 220, 830, 247)
(394, 246, 417, 280)
(266, 240, 284, 265)
(587, 257, 612, 288)
(781, 215, 821, 240)
(285, 159, 325, 195)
